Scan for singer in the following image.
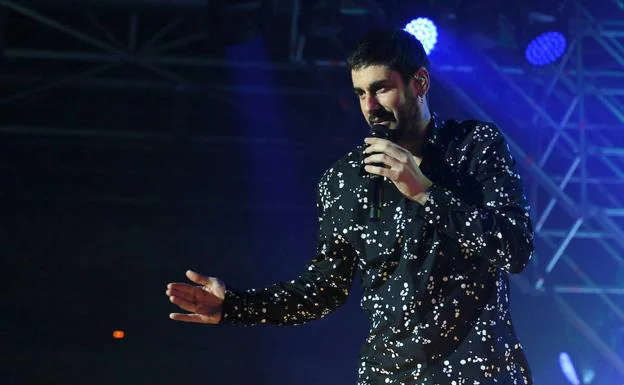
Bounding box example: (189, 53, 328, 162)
(166, 29, 534, 385)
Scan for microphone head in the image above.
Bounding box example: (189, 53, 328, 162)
(369, 124, 394, 141)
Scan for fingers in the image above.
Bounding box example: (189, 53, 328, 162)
(168, 295, 199, 313)
(185, 270, 212, 286)
(166, 283, 200, 301)
(364, 138, 409, 163)
(364, 164, 394, 179)
(166, 271, 225, 324)
(169, 313, 220, 324)
(363, 153, 401, 169)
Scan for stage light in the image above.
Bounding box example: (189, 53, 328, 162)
(112, 330, 125, 339)
(559, 352, 581, 385)
(403, 17, 438, 55)
(525, 31, 567, 66)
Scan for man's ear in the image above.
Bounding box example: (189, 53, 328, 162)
(411, 68, 430, 96)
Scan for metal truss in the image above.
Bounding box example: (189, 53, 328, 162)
(435, 1, 624, 377)
(0, 1, 378, 97)
(0, 0, 388, 146)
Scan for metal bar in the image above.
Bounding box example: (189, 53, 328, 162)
(591, 147, 624, 157)
(137, 16, 183, 54)
(550, 176, 624, 185)
(596, 94, 624, 124)
(592, 130, 624, 182)
(604, 33, 624, 59)
(563, 123, 624, 130)
(2, 48, 313, 70)
(597, 151, 624, 179)
(554, 294, 624, 376)
(566, 69, 624, 77)
(545, 218, 583, 274)
(296, 35, 306, 62)
(594, 211, 624, 254)
(0, 63, 119, 105)
(0, 0, 123, 54)
(590, 28, 624, 67)
(136, 61, 186, 83)
(85, 11, 125, 49)
(360, 0, 387, 24)
(597, 88, 624, 95)
(575, 28, 588, 210)
(592, 230, 624, 268)
(539, 230, 613, 239)
(540, 38, 577, 107)
(143, 31, 211, 56)
(0, 125, 333, 150)
(128, 11, 138, 52)
(289, 0, 301, 62)
(562, 257, 624, 322)
(0, 48, 535, 74)
(553, 74, 624, 182)
(0, 73, 329, 96)
(537, 96, 578, 168)
(537, 130, 561, 168)
(574, 1, 624, 66)
(535, 157, 580, 233)
(540, 232, 624, 318)
(3, 48, 132, 63)
(554, 286, 624, 295)
(484, 56, 580, 154)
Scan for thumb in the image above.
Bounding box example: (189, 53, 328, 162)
(185, 270, 213, 286)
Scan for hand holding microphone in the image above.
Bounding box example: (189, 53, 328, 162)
(363, 128, 433, 214)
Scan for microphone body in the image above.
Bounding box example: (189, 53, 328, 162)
(367, 124, 393, 221)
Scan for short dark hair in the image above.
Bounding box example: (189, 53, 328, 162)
(347, 29, 430, 83)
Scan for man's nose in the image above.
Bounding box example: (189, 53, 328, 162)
(363, 94, 380, 114)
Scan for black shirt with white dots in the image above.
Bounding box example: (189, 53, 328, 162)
(221, 115, 534, 385)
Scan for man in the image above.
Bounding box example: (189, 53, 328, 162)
(166, 29, 534, 385)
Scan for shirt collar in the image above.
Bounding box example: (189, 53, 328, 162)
(422, 112, 443, 153)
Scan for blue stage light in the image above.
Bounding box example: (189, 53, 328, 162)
(525, 31, 567, 66)
(403, 17, 438, 55)
(559, 352, 581, 385)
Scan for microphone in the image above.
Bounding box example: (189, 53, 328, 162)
(367, 124, 393, 221)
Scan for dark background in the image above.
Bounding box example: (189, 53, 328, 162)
(2, 1, 623, 384)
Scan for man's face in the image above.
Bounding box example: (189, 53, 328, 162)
(351, 64, 419, 134)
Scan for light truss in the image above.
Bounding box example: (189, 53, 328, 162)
(434, 1, 624, 377)
(0, 0, 364, 148)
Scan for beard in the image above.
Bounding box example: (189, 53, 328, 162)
(391, 91, 422, 143)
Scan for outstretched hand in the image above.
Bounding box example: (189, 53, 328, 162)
(363, 137, 433, 204)
(166, 270, 225, 324)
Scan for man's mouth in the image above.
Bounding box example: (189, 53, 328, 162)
(370, 119, 394, 126)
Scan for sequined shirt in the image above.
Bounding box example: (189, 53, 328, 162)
(221, 117, 535, 385)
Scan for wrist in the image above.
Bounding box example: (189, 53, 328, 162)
(413, 190, 431, 205)
(412, 179, 433, 205)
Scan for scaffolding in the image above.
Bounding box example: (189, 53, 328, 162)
(435, 1, 624, 378)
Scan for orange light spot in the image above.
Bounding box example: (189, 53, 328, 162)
(112, 330, 125, 339)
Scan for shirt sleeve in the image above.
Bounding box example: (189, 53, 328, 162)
(419, 124, 534, 273)
(220, 168, 358, 326)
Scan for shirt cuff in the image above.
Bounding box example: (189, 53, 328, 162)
(220, 288, 246, 324)
(417, 184, 462, 229)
